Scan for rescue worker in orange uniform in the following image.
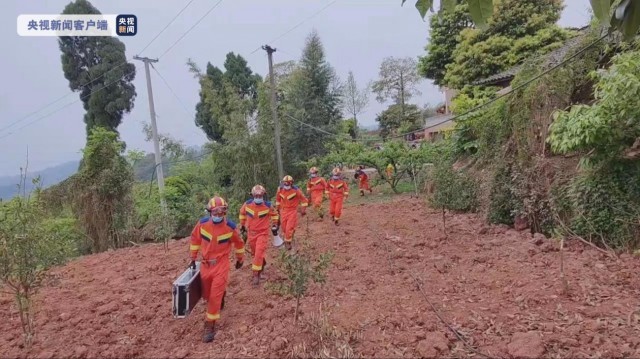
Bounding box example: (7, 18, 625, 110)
(239, 185, 280, 286)
(275, 175, 309, 250)
(326, 168, 349, 225)
(189, 196, 245, 343)
(306, 167, 328, 219)
(354, 165, 373, 196)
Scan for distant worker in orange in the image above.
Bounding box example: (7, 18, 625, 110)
(354, 165, 373, 196)
(239, 185, 280, 286)
(275, 175, 308, 250)
(306, 167, 328, 219)
(326, 167, 349, 225)
(189, 196, 245, 343)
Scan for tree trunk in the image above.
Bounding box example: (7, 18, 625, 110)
(294, 296, 301, 322)
(442, 207, 447, 237)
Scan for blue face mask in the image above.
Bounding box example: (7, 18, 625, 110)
(212, 216, 224, 223)
(254, 198, 264, 205)
(332, 175, 339, 180)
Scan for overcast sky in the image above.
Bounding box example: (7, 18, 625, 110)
(0, 0, 591, 176)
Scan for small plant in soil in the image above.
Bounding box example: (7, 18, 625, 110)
(273, 240, 333, 322)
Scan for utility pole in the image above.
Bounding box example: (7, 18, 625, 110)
(262, 45, 284, 180)
(134, 55, 166, 212)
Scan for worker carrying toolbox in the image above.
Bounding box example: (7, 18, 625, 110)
(184, 196, 245, 343)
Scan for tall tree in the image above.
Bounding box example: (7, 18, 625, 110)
(284, 30, 343, 168)
(341, 71, 369, 132)
(443, 0, 567, 88)
(189, 53, 261, 143)
(371, 56, 422, 123)
(58, 0, 136, 134)
(418, 3, 473, 86)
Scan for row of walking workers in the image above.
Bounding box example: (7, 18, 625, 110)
(187, 166, 373, 343)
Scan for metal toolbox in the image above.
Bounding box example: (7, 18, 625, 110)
(172, 262, 202, 318)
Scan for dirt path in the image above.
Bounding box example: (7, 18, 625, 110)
(2, 195, 640, 358)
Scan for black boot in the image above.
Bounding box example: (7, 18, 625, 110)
(360, 190, 364, 196)
(202, 321, 216, 343)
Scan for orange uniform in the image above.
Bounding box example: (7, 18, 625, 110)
(275, 185, 308, 243)
(356, 170, 371, 192)
(306, 176, 327, 210)
(189, 217, 245, 323)
(239, 199, 279, 273)
(326, 178, 349, 221)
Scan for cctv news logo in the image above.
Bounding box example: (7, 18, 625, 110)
(17, 14, 137, 36)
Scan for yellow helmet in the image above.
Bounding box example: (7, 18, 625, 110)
(309, 167, 319, 174)
(331, 167, 341, 176)
(206, 196, 228, 215)
(251, 184, 266, 196)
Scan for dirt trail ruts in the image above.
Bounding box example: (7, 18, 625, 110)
(1, 195, 640, 358)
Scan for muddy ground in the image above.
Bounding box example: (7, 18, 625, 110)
(2, 195, 640, 358)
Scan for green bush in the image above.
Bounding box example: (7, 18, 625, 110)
(430, 165, 478, 212)
(39, 217, 84, 256)
(487, 164, 519, 225)
(569, 165, 640, 249)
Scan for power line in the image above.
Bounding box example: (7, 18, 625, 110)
(138, 0, 198, 56)
(249, 0, 338, 55)
(158, 0, 225, 59)
(151, 64, 192, 115)
(386, 32, 609, 141)
(1, 1, 201, 136)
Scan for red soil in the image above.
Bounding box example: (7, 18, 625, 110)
(2, 195, 640, 358)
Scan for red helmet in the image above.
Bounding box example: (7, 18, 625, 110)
(206, 196, 228, 215)
(282, 175, 293, 186)
(251, 185, 266, 197)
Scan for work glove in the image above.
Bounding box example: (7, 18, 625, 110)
(235, 260, 243, 270)
(271, 225, 279, 236)
(189, 260, 196, 270)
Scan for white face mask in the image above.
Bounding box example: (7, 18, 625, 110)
(332, 175, 339, 180)
(254, 198, 264, 204)
(310, 173, 317, 178)
(283, 185, 291, 190)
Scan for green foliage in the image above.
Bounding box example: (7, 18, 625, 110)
(430, 164, 478, 212)
(569, 165, 640, 249)
(376, 104, 422, 139)
(58, 0, 136, 134)
(372, 57, 422, 106)
(189, 53, 262, 143)
(442, 0, 567, 89)
(0, 177, 76, 345)
(141, 122, 186, 160)
(549, 49, 640, 163)
(73, 127, 134, 253)
(487, 164, 519, 225)
(274, 245, 334, 321)
(406, 0, 640, 39)
(282, 31, 343, 168)
(418, 3, 474, 86)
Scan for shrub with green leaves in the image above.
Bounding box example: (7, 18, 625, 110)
(430, 164, 478, 212)
(273, 246, 334, 321)
(0, 178, 76, 346)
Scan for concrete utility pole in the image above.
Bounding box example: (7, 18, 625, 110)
(134, 55, 166, 212)
(262, 45, 284, 180)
